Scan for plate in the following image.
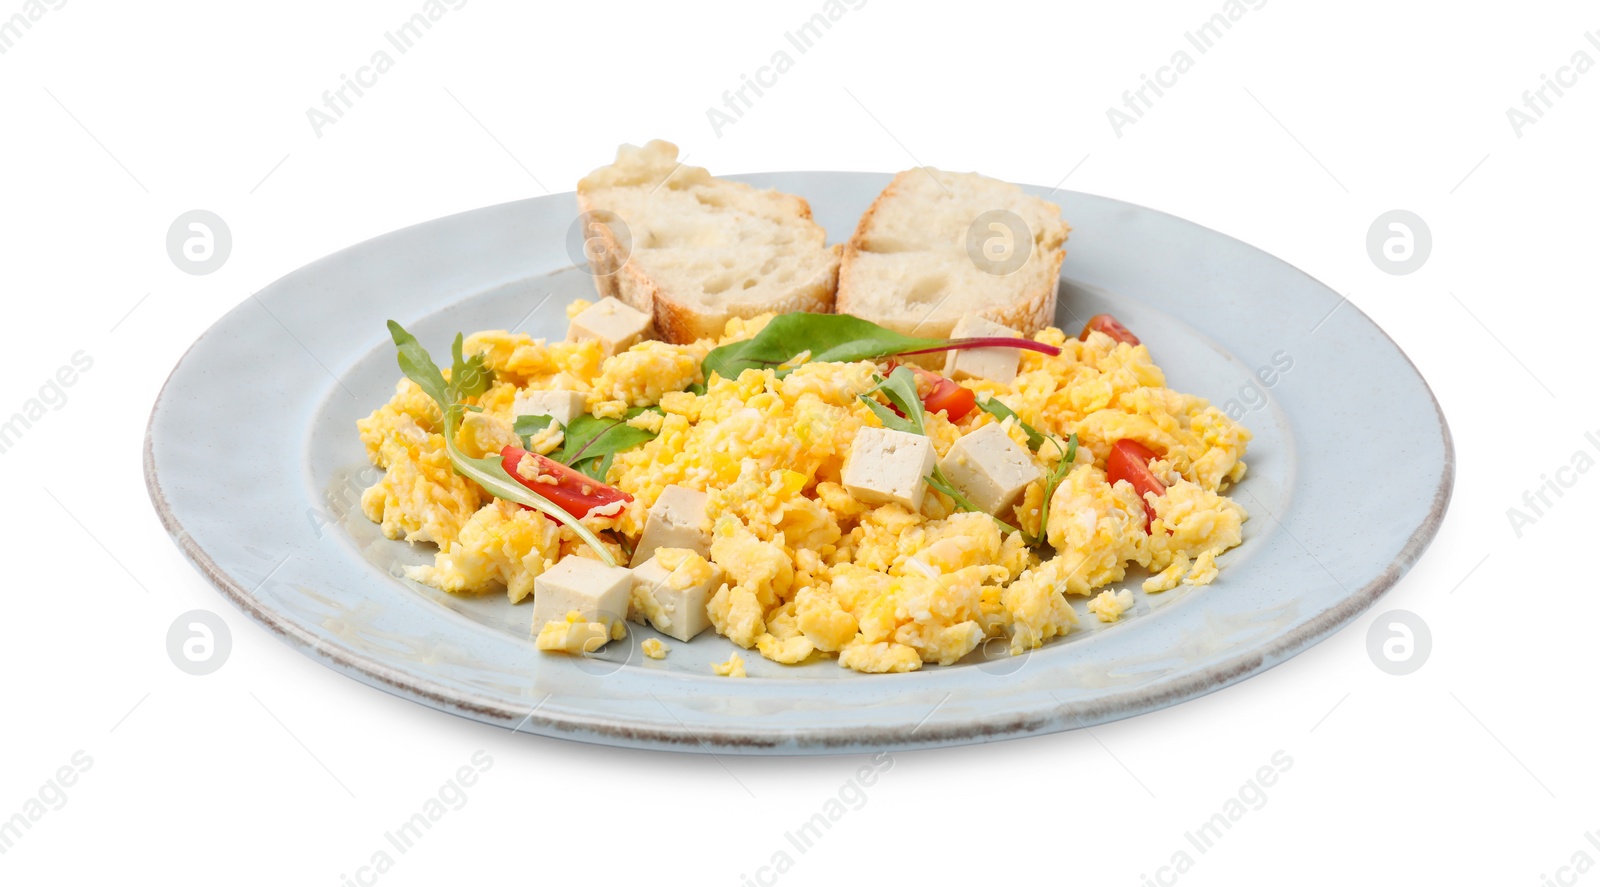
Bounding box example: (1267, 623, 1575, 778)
(145, 172, 1453, 754)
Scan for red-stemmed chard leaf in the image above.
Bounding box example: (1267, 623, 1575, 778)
(893, 336, 1060, 359)
(700, 313, 1059, 384)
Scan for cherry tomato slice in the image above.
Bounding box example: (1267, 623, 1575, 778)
(918, 369, 977, 421)
(499, 445, 632, 519)
(1105, 439, 1166, 530)
(1080, 314, 1140, 346)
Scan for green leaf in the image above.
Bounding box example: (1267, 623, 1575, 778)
(556, 408, 658, 470)
(449, 333, 490, 400)
(388, 321, 451, 408)
(859, 366, 925, 436)
(702, 313, 944, 383)
(977, 397, 1045, 451)
(384, 321, 618, 567)
(698, 312, 1061, 384)
(860, 397, 910, 435)
(441, 424, 614, 564)
(513, 414, 558, 450)
(388, 323, 493, 407)
(1027, 432, 1079, 547)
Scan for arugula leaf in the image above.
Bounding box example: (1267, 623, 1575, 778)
(513, 414, 558, 450)
(512, 407, 661, 481)
(556, 409, 659, 481)
(390, 321, 451, 406)
(391, 323, 492, 408)
(976, 397, 1045, 451)
(700, 312, 1062, 384)
(859, 366, 924, 436)
(386, 321, 619, 567)
(859, 398, 907, 435)
(1027, 432, 1079, 547)
(450, 334, 490, 399)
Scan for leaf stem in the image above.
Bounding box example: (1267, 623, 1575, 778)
(894, 337, 1061, 359)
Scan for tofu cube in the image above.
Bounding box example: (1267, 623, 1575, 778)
(936, 423, 1043, 517)
(630, 485, 710, 567)
(842, 427, 936, 511)
(530, 555, 634, 637)
(630, 554, 723, 642)
(511, 389, 587, 426)
(942, 313, 1022, 384)
(568, 297, 651, 356)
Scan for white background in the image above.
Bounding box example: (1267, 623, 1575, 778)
(3, 1, 1596, 884)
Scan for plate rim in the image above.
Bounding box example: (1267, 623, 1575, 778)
(143, 178, 1455, 754)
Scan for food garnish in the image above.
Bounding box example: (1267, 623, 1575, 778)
(1079, 313, 1140, 346)
(386, 321, 622, 566)
(975, 395, 1078, 546)
(891, 364, 977, 422)
(1106, 438, 1166, 530)
(513, 408, 659, 482)
(860, 366, 1015, 531)
(701, 313, 1058, 384)
(498, 445, 632, 521)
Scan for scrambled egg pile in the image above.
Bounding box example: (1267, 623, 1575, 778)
(358, 301, 1250, 674)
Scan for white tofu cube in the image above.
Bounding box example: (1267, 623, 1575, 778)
(630, 555, 723, 643)
(530, 555, 634, 637)
(842, 427, 935, 511)
(936, 423, 1043, 517)
(942, 313, 1022, 384)
(568, 297, 651, 356)
(511, 389, 587, 426)
(630, 485, 710, 567)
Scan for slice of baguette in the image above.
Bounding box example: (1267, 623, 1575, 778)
(576, 140, 841, 344)
(836, 169, 1069, 339)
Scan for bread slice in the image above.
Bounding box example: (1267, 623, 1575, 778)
(836, 169, 1069, 339)
(575, 141, 841, 344)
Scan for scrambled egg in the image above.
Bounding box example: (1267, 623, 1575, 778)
(534, 611, 618, 654)
(1088, 589, 1135, 623)
(712, 653, 747, 678)
(358, 306, 1251, 674)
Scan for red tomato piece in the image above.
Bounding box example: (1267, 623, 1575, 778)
(499, 446, 632, 519)
(1106, 439, 1166, 530)
(1080, 314, 1140, 346)
(918, 370, 976, 421)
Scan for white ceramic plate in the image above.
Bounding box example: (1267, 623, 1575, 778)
(145, 172, 1453, 754)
